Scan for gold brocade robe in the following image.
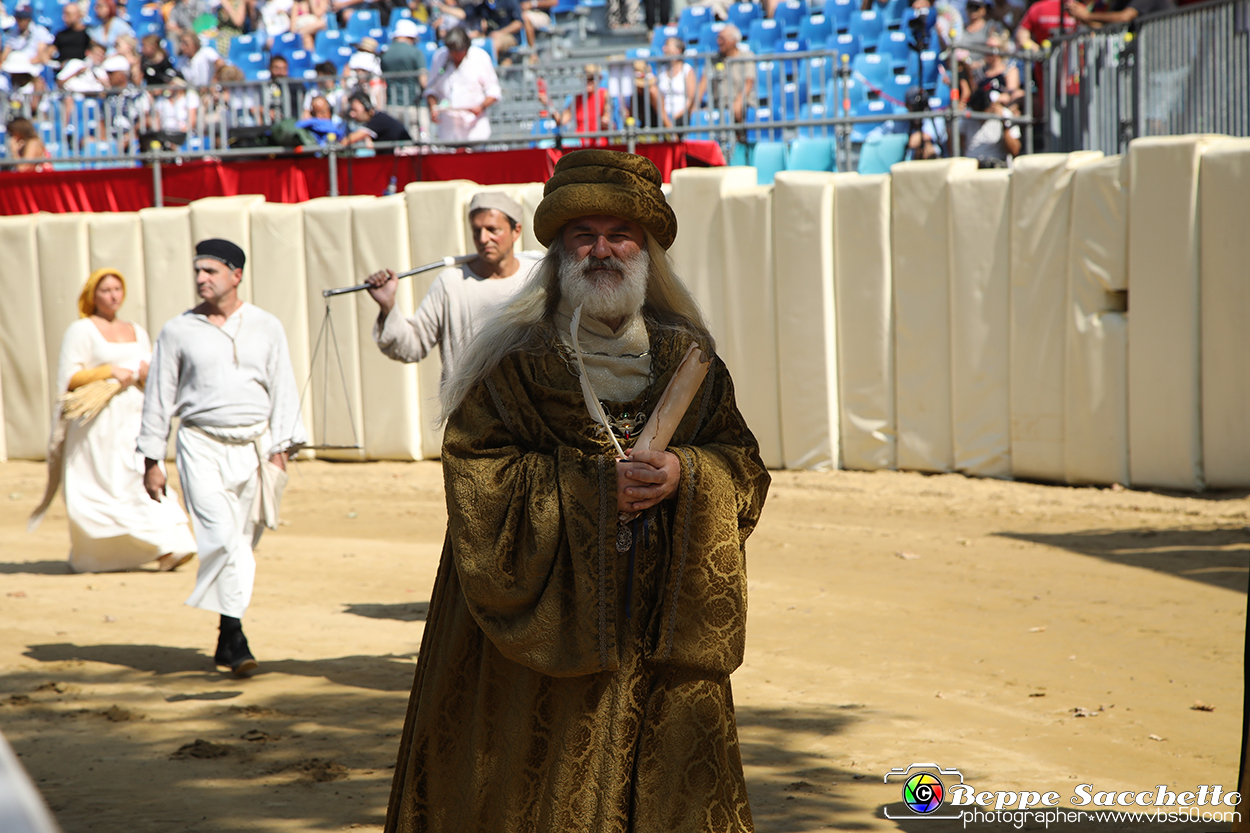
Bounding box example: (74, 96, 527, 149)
(385, 324, 771, 833)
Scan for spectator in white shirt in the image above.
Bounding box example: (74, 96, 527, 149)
(176, 29, 224, 88)
(422, 26, 500, 143)
(2, 5, 54, 65)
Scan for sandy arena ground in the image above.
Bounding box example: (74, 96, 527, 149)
(1, 458, 1246, 832)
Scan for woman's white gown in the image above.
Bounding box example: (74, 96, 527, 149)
(56, 318, 197, 573)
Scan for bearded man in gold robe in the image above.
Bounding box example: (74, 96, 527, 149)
(385, 149, 771, 833)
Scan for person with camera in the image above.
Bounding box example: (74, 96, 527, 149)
(903, 86, 946, 160)
(960, 85, 1021, 166)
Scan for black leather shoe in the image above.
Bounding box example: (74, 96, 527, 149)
(215, 628, 259, 678)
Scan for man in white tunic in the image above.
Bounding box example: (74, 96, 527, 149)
(422, 26, 500, 143)
(365, 191, 537, 388)
(138, 238, 307, 678)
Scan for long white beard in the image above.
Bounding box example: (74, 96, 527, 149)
(557, 245, 649, 324)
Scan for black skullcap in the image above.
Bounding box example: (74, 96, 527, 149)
(195, 238, 246, 271)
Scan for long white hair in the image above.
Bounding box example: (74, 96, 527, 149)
(438, 233, 714, 425)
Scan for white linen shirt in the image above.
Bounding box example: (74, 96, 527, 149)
(138, 302, 308, 460)
(422, 45, 501, 141)
(373, 258, 536, 387)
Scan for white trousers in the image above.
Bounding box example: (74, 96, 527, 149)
(176, 425, 266, 618)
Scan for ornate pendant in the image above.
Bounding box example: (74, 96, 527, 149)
(616, 521, 632, 553)
(606, 411, 647, 442)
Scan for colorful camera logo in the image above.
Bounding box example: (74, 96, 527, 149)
(883, 763, 965, 820)
(903, 772, 944, 813)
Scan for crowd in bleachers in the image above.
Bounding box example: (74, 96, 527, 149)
(0, 0, 1178, 172)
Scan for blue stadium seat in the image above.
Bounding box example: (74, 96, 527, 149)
(386, 6, 412, 35)
(746, 18, 781, 53)
(851, 98, 903, 142)
(745, 106, 781, 142)
(697, 21, 726, 50)
(827, 31, 861, 60)
(931, 78, 951, 107)
(421, 41, 438, 64)
(133, 4, 164, 37)
(799, 55, 834, 95)
(677, 4, 712, 46)
(287, 48, 315, 78)
(725, 2, 762, 33)
(825, 0, 854, 32)
(627, 46, 654, 59)
(687, 108, 723, 141)
(323, 44, 354, 71)
(471, 36, 496, 63)
(851, 52, 891, 91)
(848, 9, 883, 44)
(314, 28, 345, 60)
(239, 51, 268, 81)
(228, 33, 265, 65)
(898, 8, 939, 49)
(797, 101, 833, 136)
(879, 72, 912, 106)
(778, 37, 807, 56)
(772, 0, 806, 36)
(798, 14, 832, 47)
(788, 136, 834, 170)
(772, 79, 805, 120)
(880, 0, 908, 27)
(271, 31, 303, 58)
(858, 132, 907, 173)
(877, 29, 909, 69)
(367, 26, 389, 48)
(650, 24, 680, 52)
(754, 60, 784, 94)
(905, 48, 940, 86)
(752, 140, 787, 184)
(344, 8, 381, 44)
(530, 116, 559, 148)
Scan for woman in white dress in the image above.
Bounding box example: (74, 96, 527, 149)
(655, 36, 697, 128)
(34, 268, 198, 573)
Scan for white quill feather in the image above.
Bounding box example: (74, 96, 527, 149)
(570, 303, 627, 459)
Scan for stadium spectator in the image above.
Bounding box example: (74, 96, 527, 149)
(643, 0, 669, 30)
(560, 63, 611, 145)
(214, 0, 263, 56)
(629, 58, 667, 133)
(429, 0, 470, 37)
(957, 0, 992, 53)
(58, 40, 109, 92)
(1063, 0, 1175, 27)
(168, 0, 216, 40)
(974, 27, 1022, 106)
(1014, 0, 1076, 49)
(519, 0, 557, 50)
(211, 62, 262, 129)
(152, 77, 199, 136)
(655, 36, 696, 127)
(2, 5, 54, 66)
(904, 86, 946, 159)
(381, 18, 427, 121)
(102, 53, 147, 147)
(907, 0, 962, 51)
(961, 84, 1021, 165)
(113, 34, 143, 85)
(302, 60, 345, 117)
(344, 49, 386, 110)
(259, 0, 295, 42)
(88, 0, 135, 51)
(5, 116, 50, 171)
(53, 3, 91, 63)
(462, 0, 524, 64)
(177, 30, 225, 88)
(423, 27, 500, 143)
(291, 0, 329, 49)
(349, 35, 382, 74)
(343, 88, 411, 146)
(296, 94, 346, 140)
(694, 24, 755, 123)
(266, 53, 300, 120)
(141, 33, 181, 86)
(2, 50, 45, 110)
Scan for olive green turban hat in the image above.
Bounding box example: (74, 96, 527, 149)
(533, 149, 679, 250)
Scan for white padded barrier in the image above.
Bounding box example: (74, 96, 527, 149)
(37, 214, 92, 416)
(891, 158, 977, 473)
(1065, 155, 1130, 486)
(719, 185, 782, 468)
(948, 168, 1011, 479)
(249, 203, 314, 452)
(1008, 151, 1102, 482)
(189, 195, 265, 304)
(832, 173, 893, 471)
(303, 196, 371, 459)
(404, 180, 479, 456)
(88, 213, 149, 335)
(773, 171, 839, 471)
(1127, 136, 1229, 490)
(0, 216, 48, 459)
(1198, 139, 1250, 488)
(139, 207, 196, 340)
(667, 167, 758, 338)
(352, 195, 422, 461)
(515, 182, 548, 253)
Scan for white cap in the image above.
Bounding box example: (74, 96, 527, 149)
(392, 18, 420, 39)
(2, 51, 36, 74)
(102, 54, 131, 73)
(347, 51, 380, 73)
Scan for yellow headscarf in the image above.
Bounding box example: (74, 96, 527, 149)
(78, 268, 127, 318)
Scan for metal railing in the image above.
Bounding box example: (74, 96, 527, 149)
(1043, 0, 1250, 154)
(2, 46, 1038, 181)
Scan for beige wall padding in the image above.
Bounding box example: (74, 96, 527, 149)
(832, 173, 894, 471)
(1127, 136, 1228, 490)
(1008, 151, 1102, 482)
(718, 185, 782, 468)
(404, 180, 479, 457)
(353, 195, 422, 461)
(249, 203, 314, 452)
(1198, 139, 1250, 488)
(1065, 155, 1129, 486)
(37, 214, 92, 414)
(189, 195, 266, 304)
(139, 207, 196, 339)
(773, 171, 839, 471)
(891, 158, 976, 473)
(0, 216, 49, 460)
(667, 168, 759, 335)
(515, 182, 548, 253)
(948, 169, 1012, 479)
(303, 197, 369, 460)
(88, 214, 148, 335)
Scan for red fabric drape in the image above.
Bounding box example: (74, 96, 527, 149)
(0, 142, 724, 215)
